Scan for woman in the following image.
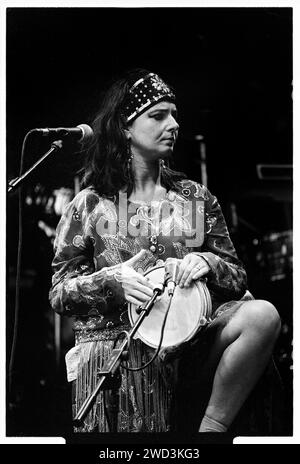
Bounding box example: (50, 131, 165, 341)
(49, 69, 281, 434)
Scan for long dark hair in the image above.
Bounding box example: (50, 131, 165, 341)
(81, 68, 186, 198)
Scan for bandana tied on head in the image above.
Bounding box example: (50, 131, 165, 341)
(123, 73, 176, 123)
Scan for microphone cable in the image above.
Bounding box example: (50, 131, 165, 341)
(114, 291, 175, 372)
(8, 130, 36, 402)
(102, 290, 175, 432)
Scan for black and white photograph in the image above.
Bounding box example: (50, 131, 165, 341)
(4, 2, 295, 449)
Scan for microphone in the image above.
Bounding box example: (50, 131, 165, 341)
(34, 124, 94, 142)
(164, 258, 180, 296)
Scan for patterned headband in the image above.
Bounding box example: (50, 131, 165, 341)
(123, 73, 176, 123)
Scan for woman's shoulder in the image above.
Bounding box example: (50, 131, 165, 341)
(67, 186, 109, 213)
(175, 179, 211, 201)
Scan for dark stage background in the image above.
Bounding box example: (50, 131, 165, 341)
(6, 7, 293, 438)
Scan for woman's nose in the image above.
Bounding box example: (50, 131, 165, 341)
(167, 115, 180, 132)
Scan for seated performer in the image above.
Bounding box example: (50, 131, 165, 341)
(49, 69, 281, 433)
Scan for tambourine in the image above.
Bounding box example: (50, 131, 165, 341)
(128, 265, 212, 349)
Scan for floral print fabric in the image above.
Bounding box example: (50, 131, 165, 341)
(49, 179, 248, 432)
(49, 179, 248, 338)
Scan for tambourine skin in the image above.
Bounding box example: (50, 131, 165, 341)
(128, 265, 212, 349)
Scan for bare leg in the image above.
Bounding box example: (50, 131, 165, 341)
(199, 300, 281, 431)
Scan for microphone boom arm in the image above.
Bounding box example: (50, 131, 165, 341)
(8, 139, 63, 194)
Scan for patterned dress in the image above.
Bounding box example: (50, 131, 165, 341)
(49, 179, 248, 432)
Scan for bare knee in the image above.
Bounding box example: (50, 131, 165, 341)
(241, 300, 281, 340)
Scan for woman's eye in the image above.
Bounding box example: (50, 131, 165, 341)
(151, 114, 164, 120)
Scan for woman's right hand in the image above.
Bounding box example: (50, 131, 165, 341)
(117, 250, 156, 306)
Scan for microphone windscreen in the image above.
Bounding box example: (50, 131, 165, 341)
(77, 124, 94, 142)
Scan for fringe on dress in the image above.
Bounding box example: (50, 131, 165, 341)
(72, 337, 173, 433)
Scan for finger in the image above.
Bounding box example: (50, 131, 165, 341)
(120, 271, 156, 292)
(126, 295, 144, 306)
(176, 257, 190, 284)
(176, 264, 184, 285)
(184, 268, 199, 287)
(185, 267, 204, 287)
(122, 277, 154, 297)
(125, 249, 147, 267)
(191, 266, 210, 280)
(127, 289, 152, 304)
(180, 256, 210, 286)
(178, 263, 195, 288)
(132, 283, 154, 298)
(146, 279, 157, 291)
(183, 266, 200, 287)
(135, 274, 157, 290)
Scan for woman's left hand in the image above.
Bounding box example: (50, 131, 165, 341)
(176, 254, 211, 288)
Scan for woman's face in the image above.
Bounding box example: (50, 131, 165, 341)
(127, 101, 179, 159)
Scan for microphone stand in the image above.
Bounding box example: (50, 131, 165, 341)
(7, 139, 63, 194)
(7, 136, 65, 414)
(73, 285, 164, 431)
